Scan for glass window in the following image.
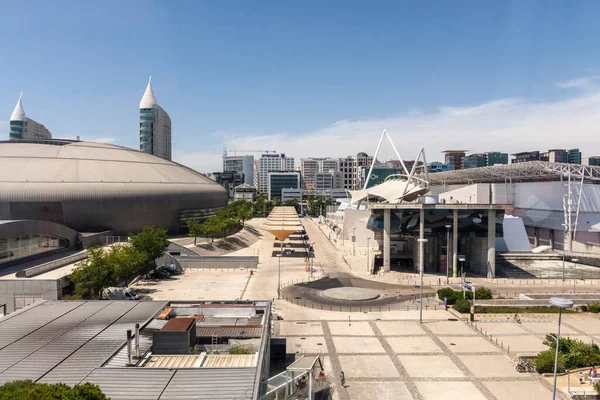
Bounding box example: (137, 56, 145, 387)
(0, 233, 68, 265)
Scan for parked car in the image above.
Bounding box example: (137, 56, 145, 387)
(100, 287, 139, 300)
(149, 269, 171, 280)
(157, 267, 176, 276)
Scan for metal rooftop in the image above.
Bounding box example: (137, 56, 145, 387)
(0, 300, 271, 400)
(416, 161, 600, 185)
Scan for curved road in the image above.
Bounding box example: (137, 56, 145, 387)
(281, 218, 435, 309)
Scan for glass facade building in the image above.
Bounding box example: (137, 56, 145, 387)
(9, 120, 24, 140)
(267, 172, 300, 200)
(568, 149, 582, 164)
(139, 79, 172, 160)
(0, 234, 67, 265)
(139, 108, 155, 153)
(485, 152, 509, 166)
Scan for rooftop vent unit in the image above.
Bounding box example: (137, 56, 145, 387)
(153, 317, 197, 355)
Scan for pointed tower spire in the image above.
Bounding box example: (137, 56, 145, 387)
(139, 76, 158, 109)
(10, 92, 26, 121)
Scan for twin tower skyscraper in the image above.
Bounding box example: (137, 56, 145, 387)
(8, 78, 172, 161)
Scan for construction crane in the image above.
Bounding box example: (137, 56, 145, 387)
(222, 147, 277, 157)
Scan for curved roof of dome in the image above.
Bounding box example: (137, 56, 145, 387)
(357, 152, 369, 157)
(0, 140, 218, 185)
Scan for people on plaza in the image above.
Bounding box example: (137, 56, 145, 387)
(340, 370, 345, 387)
(579, 371, 584, 384)
(590, 366, 597, 378)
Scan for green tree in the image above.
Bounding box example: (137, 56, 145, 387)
(187, 219, 202, 245)
(284, 198, 300, 214)
(0, 380, 108, 400)
(108, 244, 146, 284)
(70, 247, 115, 298)
(199, 215, 224, 242)
(235, 203, 253, 227)
(129, 226, 169, 269)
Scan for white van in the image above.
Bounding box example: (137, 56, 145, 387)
(100, 287, 139, 300)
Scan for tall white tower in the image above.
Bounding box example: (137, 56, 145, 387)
(139, 77, 172, 160)
(9, 93, 52, 141)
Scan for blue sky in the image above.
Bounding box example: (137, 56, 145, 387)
(2, 1, 600, 172)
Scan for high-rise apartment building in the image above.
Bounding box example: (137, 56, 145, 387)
(300, 157, 340, 189)
(485, 152, 509, 166)
(139, 77, 171, 160)
(9, 93, 52, 141)
(339, 153, 374, 190)
(258, 154, 294, 193)
(223, 155, 254, 186)
(442, 150, 467, 171)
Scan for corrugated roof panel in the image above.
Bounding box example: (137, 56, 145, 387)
(158, 368, 256, 400)
(0, 301, 83, 350)
(143, 355, 205, 369)
(201, 354, 257, 368)
(40, 301, 165, 385)
(0, 301, 109, 373)
(0, 301, 138, 384)
(83, 368, 174, 400)
(196, 326, 261, 339)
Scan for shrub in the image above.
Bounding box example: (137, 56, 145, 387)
(542, 334, 600, 370)
(588, 302, 600, 313)
(229, 345, 254, 355)
(581, 305, 588, 312)
(594, 380, 600, 395)
(535, 349, 565, 373)
(475, 287, 493, 300)
(453, 299, 472, 313)
(437, 288, 454, 301)
(0, 380, 108, 400)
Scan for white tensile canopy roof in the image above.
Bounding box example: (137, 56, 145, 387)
(350, 180, 429, 204)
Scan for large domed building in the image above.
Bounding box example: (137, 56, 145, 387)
(0, 139, 227, 235)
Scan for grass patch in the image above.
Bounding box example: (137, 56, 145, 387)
(472, 306, 577, 314)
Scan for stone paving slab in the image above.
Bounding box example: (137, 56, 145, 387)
(438, 336, 501, 353)
(278, 321, 324, 336)
(498, 335, 547, 354)
(458, 355, 522, 378)
(476, 322, 529, 335)
(520, 321, 578, 335)
(398, 355, 464, 378)
(386, 336, 443, 354)
(483, 380, 552, 400)
(415, 381, 487, 400)
(332, 337, 385, 353)
(329, 321, 375, 336)
(338, 355, 400, 378)
(565, 318, 600, 334)
(423, 320, 477, 335)
(285, 336, 328, 354)
(345, 381, 413, 400)
(375, 321, 426, 336)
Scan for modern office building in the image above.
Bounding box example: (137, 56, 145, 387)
(429, 162, 449, 173)
(213, 171, 245, 199)
(484, 152, 509, 166)
(462, 153, 487, 169)
(358, 167, 402, 188)
(442, 150, 467, 171)
(281, 188, 303, 202)
(589, 156, 600, 166)
(223, 155, 254, 186)
(568, 148, 582, 164)
(546, 149, 568, 163)
(258, 154, 294, 193)
(139, 77, 172, 160)
(512, 151, 545, 163)
(267, 171, 300, 200)
(9, 93, 52, 141)
(315, 171, 334, 190)
(300, 157, 340, 189)
(0, 139, 227, 235)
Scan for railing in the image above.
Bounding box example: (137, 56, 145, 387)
(177, 256, 259, 270)
(16, 251, 88, 278)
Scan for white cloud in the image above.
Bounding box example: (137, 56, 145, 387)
(556, 76, 600, 88)
(179, 84, 600, 173)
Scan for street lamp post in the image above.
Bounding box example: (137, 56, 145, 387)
(550, 297, 574, 400)
(366, 237, 371, 273)
(353, 227, 356, 256)
(417, 238, 428, 324)
(445, 225, 451, 283)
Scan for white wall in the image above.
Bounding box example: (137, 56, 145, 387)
(438, 184, 490, 204)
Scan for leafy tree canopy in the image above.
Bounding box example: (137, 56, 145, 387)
(0, 380, 109, 400)
(129, 226, 169, 263)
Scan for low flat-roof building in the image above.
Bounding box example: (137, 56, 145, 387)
(0, 300, 271, 399)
